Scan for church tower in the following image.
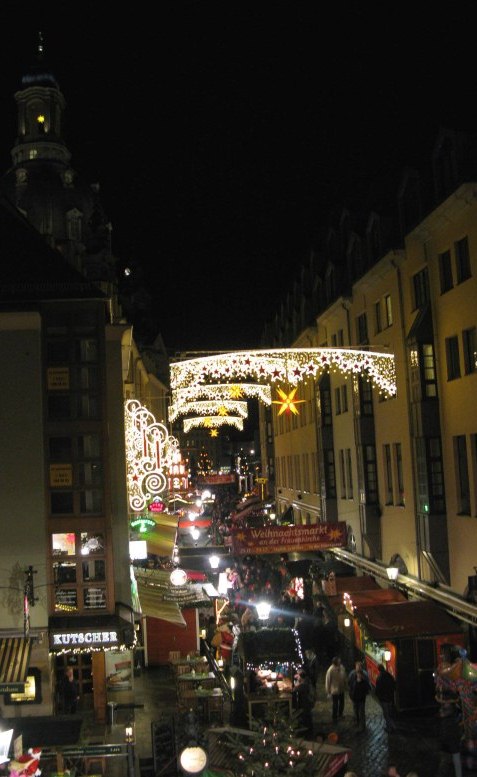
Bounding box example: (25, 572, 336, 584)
(1, 33, 121, 320)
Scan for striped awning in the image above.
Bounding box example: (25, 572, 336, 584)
(0, 637, 32, 692)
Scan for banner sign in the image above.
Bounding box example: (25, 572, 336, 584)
(230, 522, 347, 555)
(197, 474, 236, 485)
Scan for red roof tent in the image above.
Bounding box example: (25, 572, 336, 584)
(355, 600, 463, 640)
(327, 587, 406, 614)
(333, 575, 381, 593)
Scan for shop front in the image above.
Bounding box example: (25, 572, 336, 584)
(49, 608, 135, 723)
(350, 599, 465, 710)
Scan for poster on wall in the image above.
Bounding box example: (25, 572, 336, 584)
(105, 650, 134, 702)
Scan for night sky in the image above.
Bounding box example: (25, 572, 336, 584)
(1, 3, 477, 352)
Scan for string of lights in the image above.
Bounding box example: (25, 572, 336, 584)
(170, 347, 396, 396)
(183, 415, 244, 432)
(168, 399, 248, 423)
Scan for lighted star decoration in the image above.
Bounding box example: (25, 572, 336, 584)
(170, 347, 397, 397)
(210, 429, 219, 438)
(272, 386, 306, 415)
(228, 384, 244, 399)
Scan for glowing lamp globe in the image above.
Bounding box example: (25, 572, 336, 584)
(209, 555, 220, 570)
(170, 568, 188, 586)
(179, 746, 208, 774)
(256, 601, 272, 620)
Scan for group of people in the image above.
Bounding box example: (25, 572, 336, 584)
(324, 656, 397, 733)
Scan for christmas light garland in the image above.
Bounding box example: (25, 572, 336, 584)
(168, 399, 248, 423)
(125, 399, 180, 513)
(171, 383, 272, 404)
(183, 416, 244, 432)
(170, 347, 396, 396)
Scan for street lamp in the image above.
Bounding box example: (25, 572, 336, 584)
(179, 745, 208, 775)
(170, 568, 188, 586)
(209, 555, 220, 570)
(386, 567, 399, 581)
(256, 600, 272, 621)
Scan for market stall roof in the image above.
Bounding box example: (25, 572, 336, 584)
(355, 600, 464, 640)
(237, 627, 303, 665)
(139, 512, 178, 557)
(327, 587, 407, 613)
(333, 575, 381, 593)
(0, 637, 32, 692)
(134, 568, 212, 627)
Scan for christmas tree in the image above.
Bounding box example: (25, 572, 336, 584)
(218, 709, 324, 775)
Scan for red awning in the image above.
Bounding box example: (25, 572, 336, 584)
(355, 600, 463, 640)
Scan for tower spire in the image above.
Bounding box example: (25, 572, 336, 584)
(37, 31, 44, 61)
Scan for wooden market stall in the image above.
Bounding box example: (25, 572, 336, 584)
(351, 599, 465, 710)
(237, 627, 303, 727)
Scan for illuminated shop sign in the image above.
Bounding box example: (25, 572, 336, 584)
(52, 630, 118, 647)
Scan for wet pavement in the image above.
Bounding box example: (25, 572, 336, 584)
(77, 664, 476, 777)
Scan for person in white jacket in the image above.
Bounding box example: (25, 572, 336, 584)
(325, 655, 347, 721)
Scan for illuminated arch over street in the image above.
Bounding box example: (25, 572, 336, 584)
(170, 348, 396, 396)
(171, 383, 272, 405)
(183, 415, 244, 433)
(168, 399, 248, 423)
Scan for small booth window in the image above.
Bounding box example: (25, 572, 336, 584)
(4, 668, 42, 705)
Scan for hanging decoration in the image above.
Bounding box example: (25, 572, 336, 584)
(171, 383, 272, 405)
(168, 399, 248, 423)
(170, 347, 396, 396)
(124, 399, 180, 513)
(183, 416, 244, 433)
(209, 429, 219, 438)
(272, 386, 306, 415)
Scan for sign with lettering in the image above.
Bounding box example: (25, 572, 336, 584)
(230, 522, 347, 555)
(49, 464, 73, 487)
(50, 630, 118, 649)
(47, 367, 70, 390)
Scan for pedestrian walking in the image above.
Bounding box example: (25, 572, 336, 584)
(324, 656, 347, 722)
(375, 663, 397, 733)
(348, 664, 370, 730)
(293, 670, 315, 738)
(436, 689, 463, 777)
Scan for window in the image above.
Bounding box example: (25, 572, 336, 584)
(446, 335, 461, 380)
(463, 327, 477, 374)
(393, 443, 404, 505)
(455, 236, 471, 283)
(334, 387, 341, 415)
(339, 450, 346, 499)
(338, 449, 353, 499)
(335, 385, 348, 415)
(345, 449, 353, 498)
(363, 445, 378, 504)
(48, 434, 103, 516)
(454, 435, 470, 514)
(356, 313, 368, 344)
(413, 268, 429, 308)
(375, 300, 382, 333)
(384, 295, 393, 327)
(422, 344, 438, 397)
(439, 250, 453, 293)
(341, 385, 348, 412)
(319, 386, 332, 426)
(51, 532, 106, 614)
(428, 437, 445, 514)
(324, 449, 336, 498)
(383, 444, 393, 504)
(359, 376, 374, 416)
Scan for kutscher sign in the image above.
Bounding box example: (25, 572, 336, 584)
(230, 522, 347, 555)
